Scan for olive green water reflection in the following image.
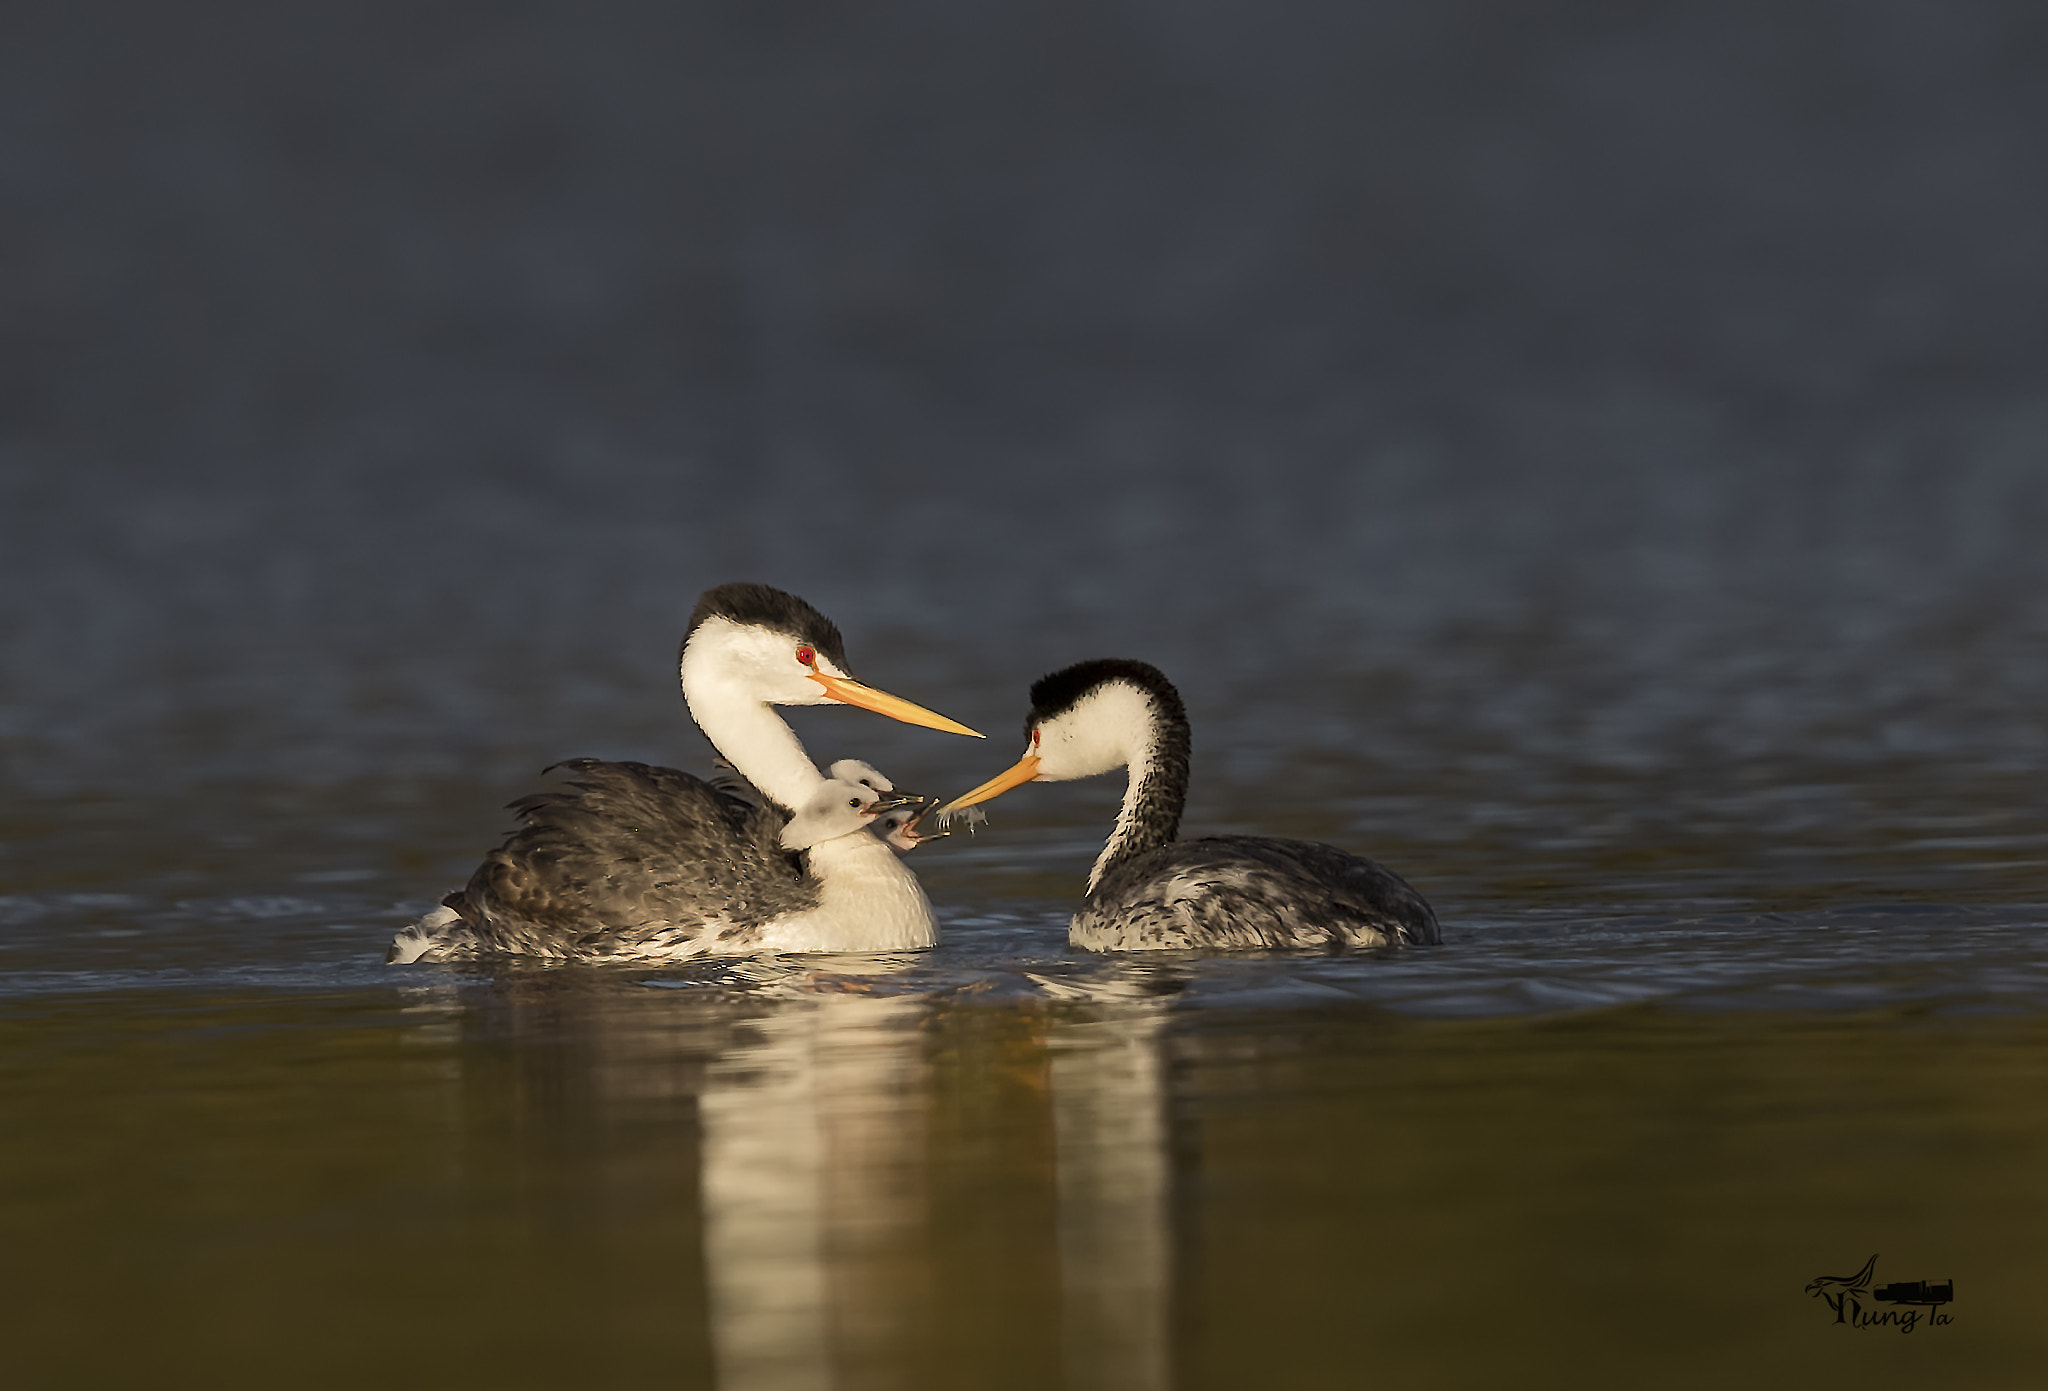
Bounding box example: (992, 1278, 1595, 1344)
(4, 981, 2043, 1390)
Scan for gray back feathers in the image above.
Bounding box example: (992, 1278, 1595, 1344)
(447, 759, 824, 958)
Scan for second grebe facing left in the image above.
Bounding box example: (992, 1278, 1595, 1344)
(932, 659, 1439, 952)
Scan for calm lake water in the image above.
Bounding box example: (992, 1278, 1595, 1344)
(8, 0, 2048, 1386)
(7, 652, 2046, 1388)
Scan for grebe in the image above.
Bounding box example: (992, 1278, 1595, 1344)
(388, 583, 979, 963)
(932, 659, 1438, 951)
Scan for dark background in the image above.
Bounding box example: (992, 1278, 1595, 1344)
(5, 21, 2046, 1384)
(6, 0, 2047, 799)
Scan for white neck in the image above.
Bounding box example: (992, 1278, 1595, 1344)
(682, 653, 821, 813)
(1090, 747, 1154, 894)
(758, 831, 938, 953)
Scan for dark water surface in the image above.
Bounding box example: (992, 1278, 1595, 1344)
(6, 971, 2048, 1389)
(8, 0, 2048, 1386)
(6, 740, 2047, 1388)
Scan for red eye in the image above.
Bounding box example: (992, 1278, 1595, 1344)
(1031, 729, 1041, 747)
(795, 645, 816, 667)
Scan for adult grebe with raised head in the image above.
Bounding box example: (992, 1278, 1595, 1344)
(389, 583, 980, 963)
(932, 659, 1438, 951)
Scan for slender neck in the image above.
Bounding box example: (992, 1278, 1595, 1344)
(681, 662, 820, 814)
(1087, 703, 1190, 894)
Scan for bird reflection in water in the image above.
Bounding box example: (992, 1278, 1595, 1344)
(698, 957, 933, 1389)
(450, 959, 1186, 1389)
(1037, 967, 1180, 1391)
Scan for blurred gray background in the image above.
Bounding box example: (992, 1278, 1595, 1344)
(5, 0, 2046, 804)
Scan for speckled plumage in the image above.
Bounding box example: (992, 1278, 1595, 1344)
(1071, 834, 1438, 951)
(387, 582, 960, 965)
(949, 657, 1441, 953)
(410, 759, 821, 961)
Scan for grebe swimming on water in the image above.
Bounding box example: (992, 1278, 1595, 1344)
(932, 659, 1438, 951)
(389, 583, 980, 964)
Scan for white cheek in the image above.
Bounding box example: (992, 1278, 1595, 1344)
(1041, 728, 1100, 780)
(1039, 683, 1155, 780)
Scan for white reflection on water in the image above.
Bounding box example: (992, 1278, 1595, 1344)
(1040, 973, 1174, 1391)
(688, 961, 1179, 1391)
(386, 902, 2048, 1389)
(698, 961, 931, 1391)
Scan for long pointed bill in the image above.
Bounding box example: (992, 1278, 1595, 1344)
(808, 673, 984, 738)
(932, 755, 1042, 816)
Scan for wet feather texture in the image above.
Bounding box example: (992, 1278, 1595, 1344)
(1076, 836, 1438, 951)
(390, 585, 963, 962)
(948, 659, 1441, 951)
(429, 759, 812, 960)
